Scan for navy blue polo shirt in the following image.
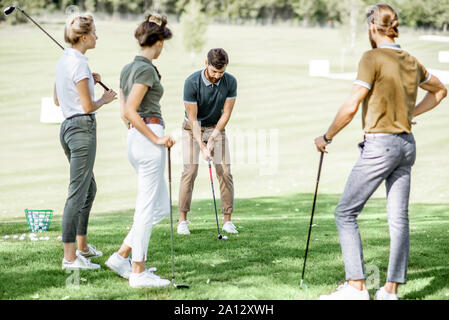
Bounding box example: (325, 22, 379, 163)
(183, 69, 237, 127)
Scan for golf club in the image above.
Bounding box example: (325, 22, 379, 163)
(300, 152, 324, 290)
(3, 5, 110, 91)
(205, 146, 228, 241)
(167, 147, 189, 289)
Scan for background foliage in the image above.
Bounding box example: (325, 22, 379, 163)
(1, 0, 449, 29)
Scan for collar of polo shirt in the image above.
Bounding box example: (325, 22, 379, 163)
(135, 55, 153, 65)
(201, 68, 221, 87)
(65, 47, 88, 61)
(379, 43, 401, 50)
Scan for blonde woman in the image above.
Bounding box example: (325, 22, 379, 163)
(54, 14, 117, 270)
(105, 14, 175, 288)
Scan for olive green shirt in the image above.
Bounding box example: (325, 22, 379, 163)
(355, 43, 430, 134)
(120, 56, 163, 119)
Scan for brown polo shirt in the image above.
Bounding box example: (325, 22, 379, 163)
(355, 43, 430, 133)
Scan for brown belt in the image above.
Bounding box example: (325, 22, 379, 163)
(128, 117, 164, 129)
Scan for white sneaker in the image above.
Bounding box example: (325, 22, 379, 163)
(319, 282, 370, 300)
(62, 254, 101, 270)
(222, 221, 238, 234)
(105, 252, 158, 279)
(76, 244, 103, 259)
(105, 252, 132, 279)
(375, 287, 399, 300)
(129, 270, 170, 288)
(177, 220, 191, 235)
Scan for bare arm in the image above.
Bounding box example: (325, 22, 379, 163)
(185, 102, 211, 160)
(76, 78, 117, 114)
(53, 83, 59, 106)
(212, 98, 235, 136)
(119, 88, 130, 128)
(314, 84, 370, 152)
(413, 75, 447, 118)
(124, 83, 174, 147)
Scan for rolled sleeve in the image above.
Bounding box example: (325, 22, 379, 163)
(134, 67, 155, 88)
(417, 61, 431, 86)
(354, 51, 376, 90)
(73, 61, 91, 84)
(227, 77, 237, 99)
(183, 79, 197, 104)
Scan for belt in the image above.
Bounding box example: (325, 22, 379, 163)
(66, 113, 95, 120)
(364, 132, 409, 140)
(365, 133, 394, 137)
(128, 117, 164, 129)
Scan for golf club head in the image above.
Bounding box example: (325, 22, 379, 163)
(218, 234, 228, 240)
(172, 279, 189, 289)
(299, 279, 308, 290)
(3, 6, 16, 16)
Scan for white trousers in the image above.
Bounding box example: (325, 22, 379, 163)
(124, 124, 169, 262)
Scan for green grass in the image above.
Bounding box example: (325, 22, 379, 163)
(1, 194, 448, 300)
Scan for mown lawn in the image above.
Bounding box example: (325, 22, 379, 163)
(1, 194, 448, 300)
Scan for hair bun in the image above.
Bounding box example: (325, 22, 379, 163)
(134, 12, 172, 48)
(366, 4, 399, 39)
(390, 19, 399, 28)
(145, 13, 167, 28)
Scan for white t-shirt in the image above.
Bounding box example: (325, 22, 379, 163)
(55, 48, 95, 118)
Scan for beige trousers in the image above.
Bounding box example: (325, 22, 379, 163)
(178, 120, 234, 216)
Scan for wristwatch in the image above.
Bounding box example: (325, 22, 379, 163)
(323, 133, 332, 144)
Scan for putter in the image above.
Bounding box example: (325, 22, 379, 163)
(300, 152, 324, 290)
(167, 147, 189, 289)
(3, 5, 110, 91)
(205, 142, 227, 241)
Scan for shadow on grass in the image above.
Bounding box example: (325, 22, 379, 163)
(0, 193, 448, 299)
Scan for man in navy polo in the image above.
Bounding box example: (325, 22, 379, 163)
(177, 48, 238, 236)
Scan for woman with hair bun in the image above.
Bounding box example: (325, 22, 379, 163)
(55, 13, 117, 270)
(105, 13, 175, 288)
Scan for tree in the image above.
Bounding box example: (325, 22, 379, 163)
(180, 0, 208, 65)
(291, 0, 328, 26)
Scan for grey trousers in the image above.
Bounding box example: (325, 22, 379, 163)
(335, 133, 416, 283)
(60, 115, 97, 243)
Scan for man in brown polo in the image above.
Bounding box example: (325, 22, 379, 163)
(177, 48, 238, 235)
(314, 4, 447, 300)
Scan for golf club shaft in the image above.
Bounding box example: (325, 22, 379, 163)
(208, 159, 221, 235)
(15, 6, 110, 91)
(301, 152, 324, 282)
(168, 147, 175, 282)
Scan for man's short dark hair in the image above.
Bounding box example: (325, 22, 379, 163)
(207, 48, 229, 69)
